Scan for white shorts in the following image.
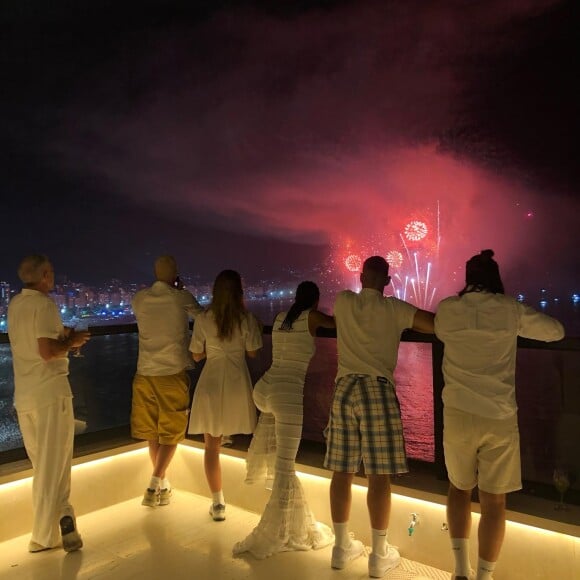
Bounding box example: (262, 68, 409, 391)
(443, 407, 522, 494)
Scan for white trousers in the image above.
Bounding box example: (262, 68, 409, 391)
(17, 396, 76, 547)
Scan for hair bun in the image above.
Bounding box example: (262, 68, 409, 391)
(480, 249, 495, 260)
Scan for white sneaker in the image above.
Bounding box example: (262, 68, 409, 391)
(159, 488, 172, 506)
(60, 516, 83, 552)
(331, 539, 365, 569)
(369, 546, 401, 577)
(141, 488, 160, 507)
(209, 503, 226, 521)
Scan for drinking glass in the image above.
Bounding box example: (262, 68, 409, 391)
(553, 468, 570, 511)
(72, 320, 89, 358)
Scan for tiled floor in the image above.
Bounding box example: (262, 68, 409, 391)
(0, 490, 451, 580)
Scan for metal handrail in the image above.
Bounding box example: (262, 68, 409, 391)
(1, 324, 578, 347)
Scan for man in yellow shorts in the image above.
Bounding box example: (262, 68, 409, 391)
(131, 255, 202, 506)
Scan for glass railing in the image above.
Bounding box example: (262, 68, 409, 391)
(1, 326, 579, 507)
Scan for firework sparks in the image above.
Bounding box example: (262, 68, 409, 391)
(404, 220, 428, 241)
(386, 250, 404, 268)
(345, 254, 362, 272)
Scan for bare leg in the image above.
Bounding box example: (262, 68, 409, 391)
(366, 474, 391, 530)
(204, 434, 222, 493)
(447, 484, 474, 578)
(330, 472, 354, 523)
(152, 443, 177, 479)
(148, 440, 159, 468)
(478, 491, 506, 563)
(447, 484, 473, 539)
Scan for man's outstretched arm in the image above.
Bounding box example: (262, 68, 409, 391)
(412, 309, 435, 334)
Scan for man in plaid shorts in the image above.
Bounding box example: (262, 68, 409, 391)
(324, 256, 434, 577)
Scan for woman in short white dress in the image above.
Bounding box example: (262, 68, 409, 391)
(233, 281, 335, 558)
(189, 270, 263, 521)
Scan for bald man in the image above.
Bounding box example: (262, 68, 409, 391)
(324, 256, 434, 578)
(8, 255, 90, 552)
(131, 255, 202, 507)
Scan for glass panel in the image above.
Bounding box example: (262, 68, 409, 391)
(303, 337, 337, 443)
(2, 327, 578, 502)
(517, 348, 580, 492)
(0, 335, 139, 452)
(249, 336, 435, 462)
(69, 334, 138, 433)
(0, 344, 20, 451)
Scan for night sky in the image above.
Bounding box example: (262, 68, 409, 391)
(1, 0, 578, 296)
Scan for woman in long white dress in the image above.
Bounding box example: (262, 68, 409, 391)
(189, 270, 263, 522)
(233, 281, 335, 558)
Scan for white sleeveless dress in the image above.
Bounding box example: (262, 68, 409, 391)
(188, 310, 262, 436)
(233, 310, 334, 559)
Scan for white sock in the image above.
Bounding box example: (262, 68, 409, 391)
(161, 478, 170, 490)
(371, 528, 388, 557)
(148, 476, 161, 491)
(476, 557, 495, 580)
(451, 538, 471, 577)
(212, 490, 225, 506)
(333, 522, 351, 549)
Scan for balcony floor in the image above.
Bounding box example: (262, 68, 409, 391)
(1, 490, 450, 580)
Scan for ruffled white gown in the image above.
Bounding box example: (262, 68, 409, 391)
(233, 310, 334, 559)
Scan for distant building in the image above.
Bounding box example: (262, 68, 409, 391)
(0, 282, 10, 308)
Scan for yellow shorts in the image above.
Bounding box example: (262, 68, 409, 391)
(443, 407, 522, 494)
(131, 371, 190, 445)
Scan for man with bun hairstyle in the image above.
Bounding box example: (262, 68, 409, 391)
(131, 255, 202, 507)
(435, 249, 564, 580)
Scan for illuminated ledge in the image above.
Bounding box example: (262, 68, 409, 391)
(1, 441, 578, 579)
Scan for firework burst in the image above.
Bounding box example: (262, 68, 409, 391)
(330, 202, 442, 309)
(386, 250, 403, 268)
(404, 220, 428, 241)
(345, 254, 362, 272)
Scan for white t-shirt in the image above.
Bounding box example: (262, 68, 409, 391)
(334, 288, 417, 383)
(435, 292, 565, 419)
(8, 289, 71, 411)
(133, 281, 202, 376)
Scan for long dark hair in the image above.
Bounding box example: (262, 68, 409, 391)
(210, 270, 246, 340)
(459, 249, 505, 296)
(280, 281, 320, 331)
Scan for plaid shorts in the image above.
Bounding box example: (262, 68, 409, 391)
(324, 374, 408, 475)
